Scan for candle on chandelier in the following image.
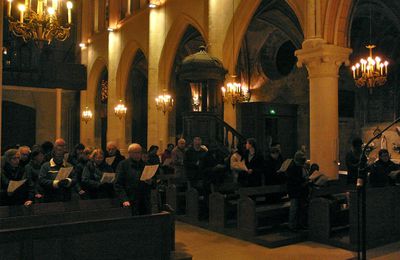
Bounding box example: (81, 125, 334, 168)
(7, 0, 13, 17)
(52, 0, 58, 11)
(352, 66, 356, 78)
(67, 1, 73, 24)
(18, 4, 26, 23)
(37, 0, 43, 15)
(384, 61, 388, 75)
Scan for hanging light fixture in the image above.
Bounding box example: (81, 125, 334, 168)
(350, 1, 389, 88)
(114, 99, 127, 120)
(154, 0, 174, 114)
(221, 0, 250, 107)
(81, 106, 93, 124)
(155, 90, 174, 114)
(6, 0, 73, 46)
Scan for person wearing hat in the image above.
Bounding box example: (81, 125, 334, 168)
(286, 150, 309, 231)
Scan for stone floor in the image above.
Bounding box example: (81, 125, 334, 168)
(175, 221, 400, 260)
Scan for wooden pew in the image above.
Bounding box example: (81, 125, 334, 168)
(185, 186, 209, 222)
(0, 211, 173, 260)
(237, 185, 289, 236)
(166, 179, 189, 215)
(209, 184, 240, 228)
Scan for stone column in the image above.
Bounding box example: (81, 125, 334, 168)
(56, 88, 62, 138)
(147, 3, 168, 150)
(296, 39, 352, 179)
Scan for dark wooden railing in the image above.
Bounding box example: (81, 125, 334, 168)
(182, 112, 246, 155)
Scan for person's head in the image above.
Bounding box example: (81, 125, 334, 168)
(167, 143, 174, 151)
(41, 141, 54, 154)
(246, 138, 257, 151)
(270, 142, 281, 159)
(294, 150, 307, 166)
(378, 149, 390, 163)
(5, 149, 20, 168)
(193, 137, 202, 150)
(54, 138, 67, 153)
(18, 146, 31, 162)
(177, 138, 186, 149)
(31, 147, 44, 165)
(148, 145, 159, 155)
(106, 141, 118, 156)
(52, 145, 65, 164)
(128, 143, 142, 161)
(352, 137, 363, 149)
(91, 149, 104, 166)
(82, 147, 93, 162)
(310, 163, 320, 174)
(73, 143, 85, 158)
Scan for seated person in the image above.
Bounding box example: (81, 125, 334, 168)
(25, 146, 45, 201)
(39, 145, 76, 202)
(369, 149, 399, 187)
(1, 149, 34, 206)
(82, 149, 115, 199)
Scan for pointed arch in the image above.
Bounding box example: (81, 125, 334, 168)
(324, 0, 354, 47)
(116, 41, 147, 102)
(87, 57, 107, 107)
(158, 13, 208, 86)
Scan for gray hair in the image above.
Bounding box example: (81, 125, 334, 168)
(128, 143, 142, 153)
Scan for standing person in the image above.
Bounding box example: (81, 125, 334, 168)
(1, 149, 34, 206)
(67, 143, 85, 167)
(73, 147, 92, 199)
(18, 146, 31, 168)
(264, 142, 285, 185)
(114, 143, 153, 215)
(39, 145, 76, 202)
(345, 137, 365, 185)
(105, 141, 126, 172)
(244, 138, 264, 187)
(287, 151, 309, 231)
(369, 149, 399, 187)
(184, 137, 207, 187)
(230, 142, 247, 185)
(161, 143, 174, 174)
(25, 147, 45, 202)
(147, 145, 160, 165)
(41, 141, 54, 162)
(82, 149, 115, 199)
(171, 138, 186, 178)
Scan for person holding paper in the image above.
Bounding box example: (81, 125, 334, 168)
(184, 137, 207, 187)
(230, 142, 247, 185)
(82, 149, 115, 199)
(1, 149, 34, 206)
(264, 143, 286, 185)
(171, 138, 186, 178)
(114, 143, 153, 215)
(105, 141, 126, 172)
(39, 145, 76, 202)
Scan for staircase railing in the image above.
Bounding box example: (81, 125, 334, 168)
(182, 112, 246, 155)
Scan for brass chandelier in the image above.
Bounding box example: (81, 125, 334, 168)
(155, 90, 174, 114)
(6, 0, 73, 45)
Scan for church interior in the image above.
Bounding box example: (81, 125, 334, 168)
(1, 0, 400, 259)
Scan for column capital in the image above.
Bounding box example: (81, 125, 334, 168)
(295, 38, 352, 78)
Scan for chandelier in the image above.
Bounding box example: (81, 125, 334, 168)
(114, 100, 127, 120)
(221, 75, 250, 107)
(351, 45, 388, 88)
(155, 90, 174, 114)
(6, 0, 73, 45)
(81, 107, 93, 124)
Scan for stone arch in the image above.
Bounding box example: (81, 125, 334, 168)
(116, 40, 147, 103)
(324, 0, 354, 47)
(158, 13, 208, 87)
(222, 0, 261, 73)
(87, 57, 107, 108)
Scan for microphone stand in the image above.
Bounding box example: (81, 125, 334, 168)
(356, 116, 400, 260)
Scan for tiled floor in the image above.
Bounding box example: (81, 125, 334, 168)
(175, 221, 400, 260)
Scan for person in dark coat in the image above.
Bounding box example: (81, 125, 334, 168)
(244, 138, 264, 187)
(41, 141, 54, 162)
(287, 150, 309, 231)
(184, 137, 207, 187)
(1, 149, 34, 206)
(67, 143, 85, 167)
(369, 149, 399, 187)
(105, 141, 126, 172)
(114, 143, 153, 215)
(25, 147, 45, 202)
(18, 146, 31, 168)
(147, 145, 160, 165)
(73, 147, 92, 199)
(82, 149, 115, 199)
(39, 145, 77, 202)
(264, 142, 285, 185)
(345, 137, 365, 185)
